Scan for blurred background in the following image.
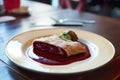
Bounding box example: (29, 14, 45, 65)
(30, 0, 120, 19)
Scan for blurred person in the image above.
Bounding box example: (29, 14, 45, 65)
(60, 0, 87, 11)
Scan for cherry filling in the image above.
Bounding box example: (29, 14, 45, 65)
(28, 41, 91, 65)
(33, 41, 67, 57)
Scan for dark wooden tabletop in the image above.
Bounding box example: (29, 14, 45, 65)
(0, 0, 120, 80)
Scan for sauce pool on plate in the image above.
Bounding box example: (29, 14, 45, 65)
(27, 42, 91, 65)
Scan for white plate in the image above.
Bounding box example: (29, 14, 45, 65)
(6, 27, 115, 74)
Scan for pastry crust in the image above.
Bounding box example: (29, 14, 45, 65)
(33, 35, 86, 56)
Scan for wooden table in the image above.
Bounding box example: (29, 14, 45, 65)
(0, 0, 120, 80)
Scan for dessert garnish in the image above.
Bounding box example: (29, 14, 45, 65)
(60, 30, 78, 41)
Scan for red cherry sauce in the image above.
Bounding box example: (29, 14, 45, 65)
(28, 41, 91, 65)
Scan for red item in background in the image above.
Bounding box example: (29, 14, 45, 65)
(4, 0, 20, 11)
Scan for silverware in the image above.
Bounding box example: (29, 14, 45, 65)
(53, 22, 83, 26)
(51, 17, 96, 24)
(51, 17, 83, 26)
(31, 21, 83, 27)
